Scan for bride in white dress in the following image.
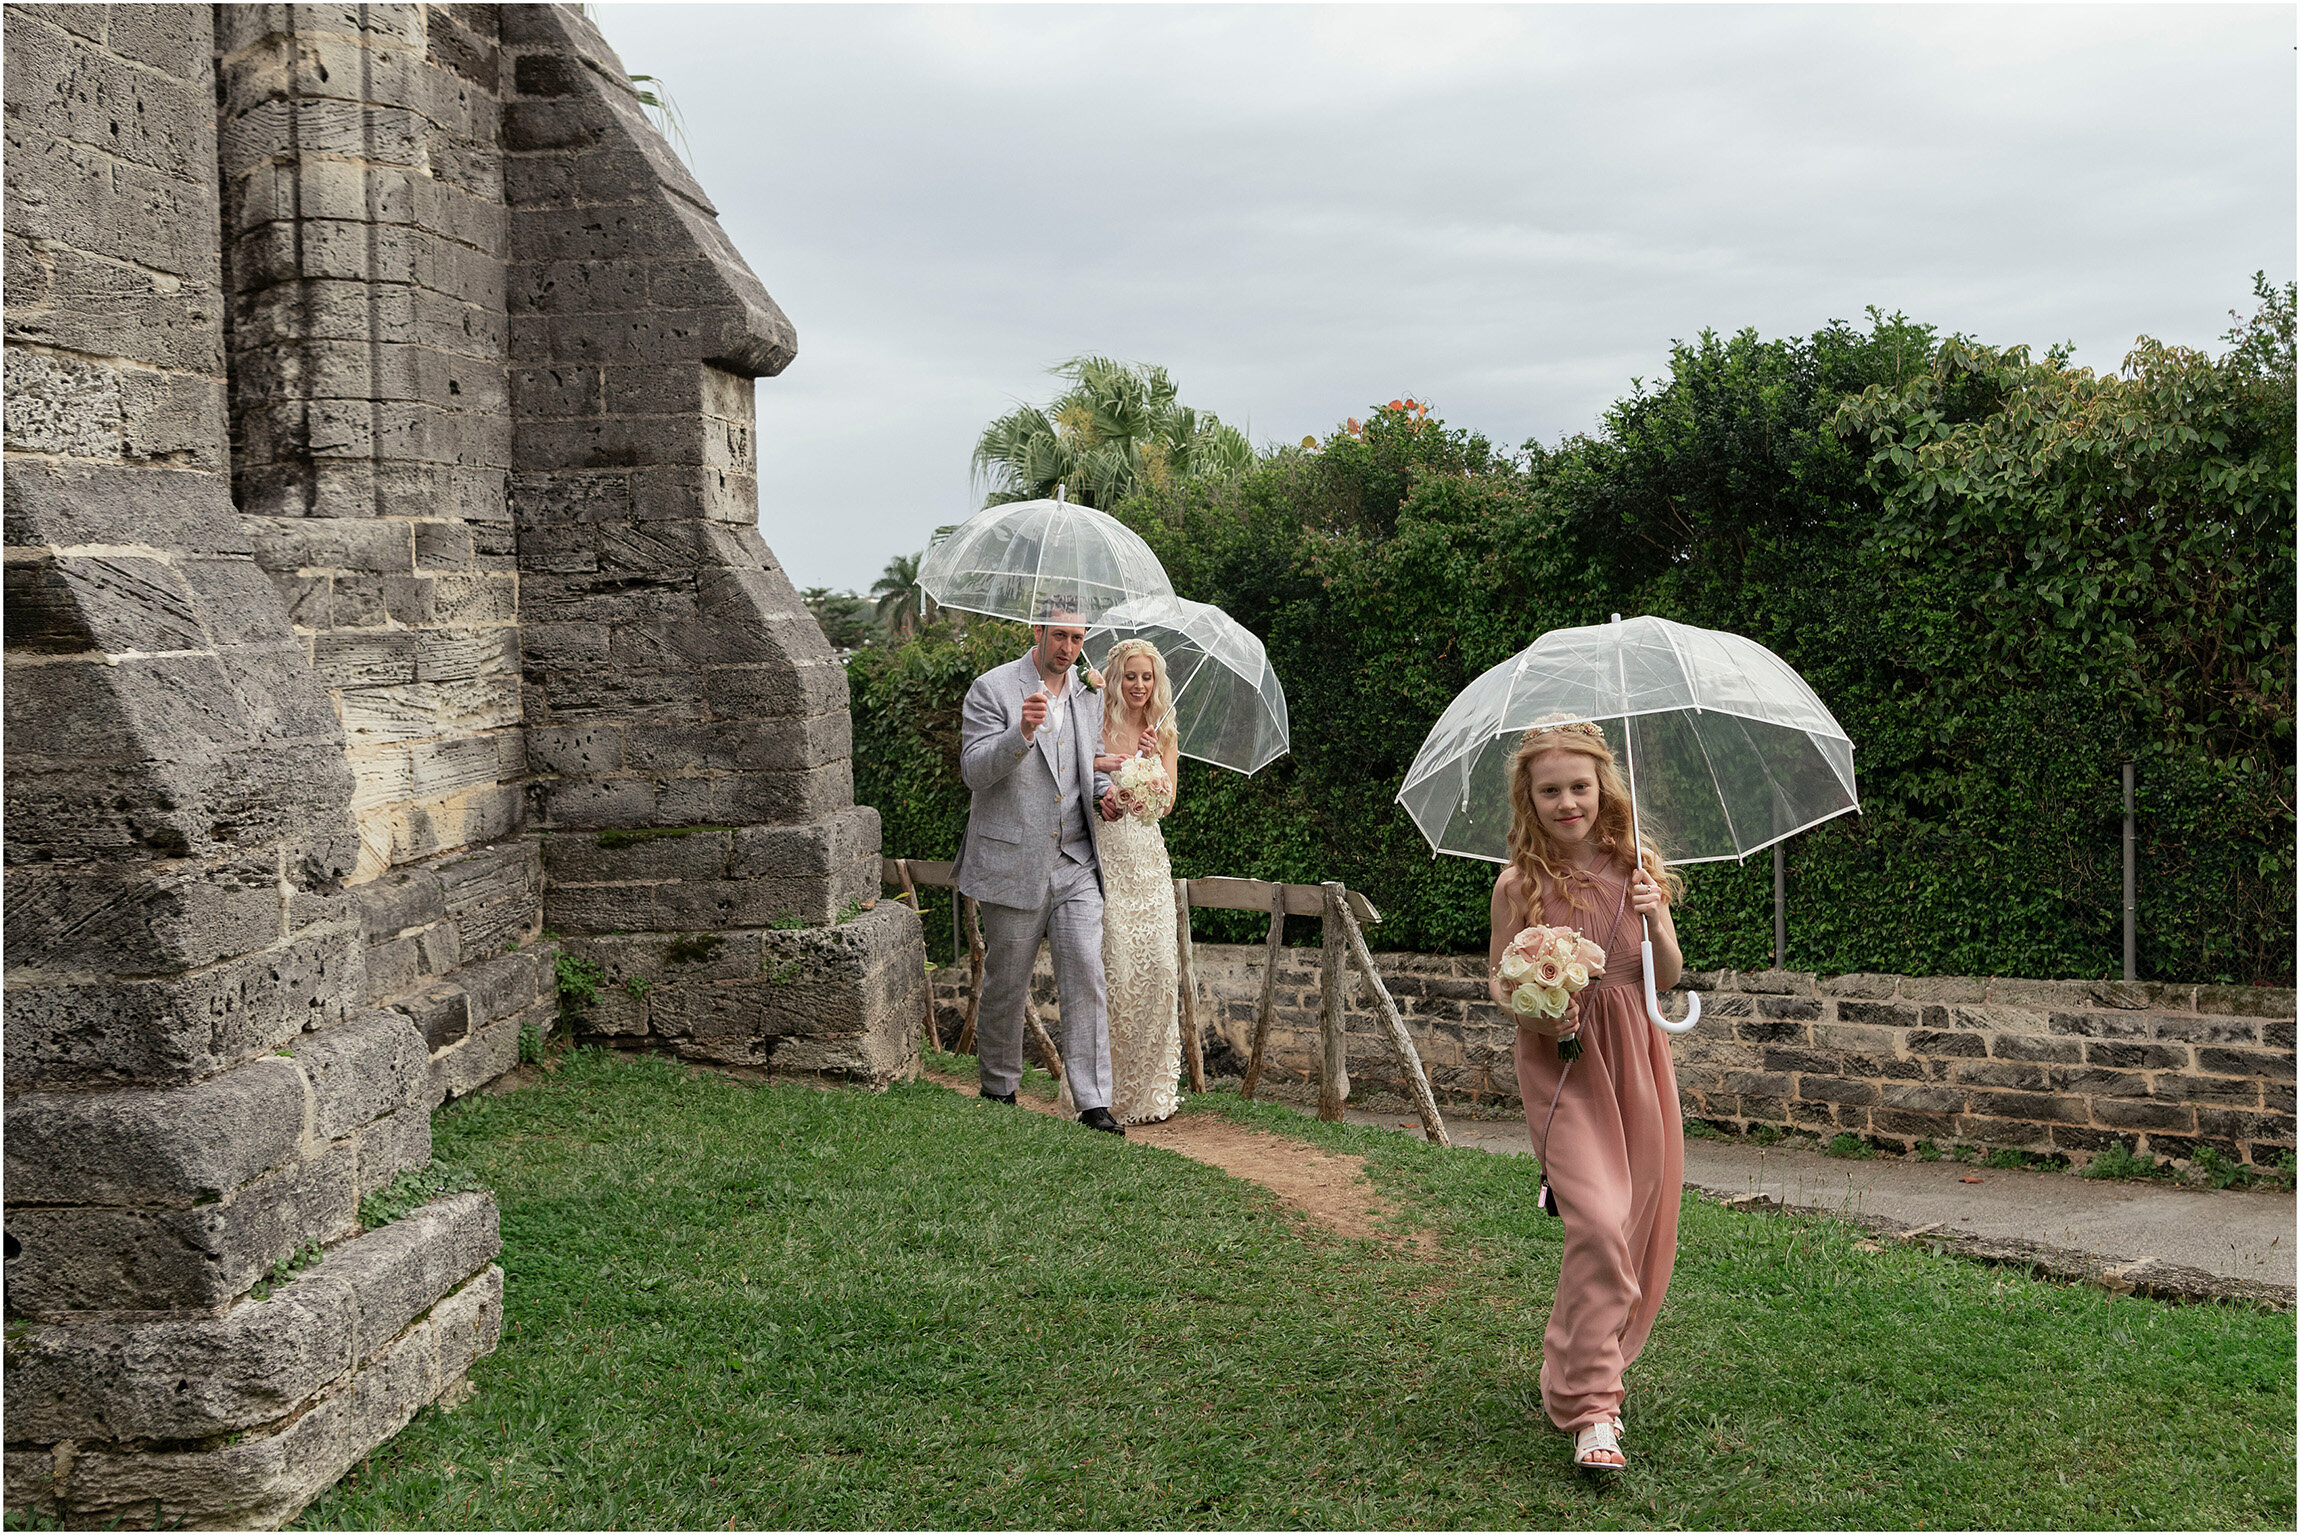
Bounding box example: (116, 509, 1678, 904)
(1090, 639, 1183, 1125)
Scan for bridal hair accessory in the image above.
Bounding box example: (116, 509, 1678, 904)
(1500, 924, 1606, 1062)
(1522, 712, 1607, 749)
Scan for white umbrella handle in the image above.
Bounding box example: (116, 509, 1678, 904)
(1641, 938, 1701, 1034)
(1614, 612, 1701, 1037)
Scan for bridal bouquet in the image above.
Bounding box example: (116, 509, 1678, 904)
(1111, 754, 1173, 820)
(1500, 925, 1607, 1060)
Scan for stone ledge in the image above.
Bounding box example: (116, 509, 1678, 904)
(5, 1264, 504, 1530)
(3, 1192, 499, 1445)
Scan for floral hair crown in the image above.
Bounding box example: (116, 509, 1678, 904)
(1522, 713, 1607, 748)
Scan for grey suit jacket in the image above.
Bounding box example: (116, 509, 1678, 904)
(952, 652, 1114, 909)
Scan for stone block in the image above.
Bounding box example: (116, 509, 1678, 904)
(1734, 1019, 1809, 1045)
(2044, 1009, 2152, 1040)
(2049, 1067, 2151, 1100)
(2193, 1107, 2295, 1150)
(1951, 1113, 2052, 1149)
(355, 1105, 432, 1197)
(4, 929, 364, 1089)
(458, 950, 548, 1025)
(1897, 976, 1987, 1003)
(2194, 984, 2298, 1018)
(1877, 1082, 1966, 1114)
(2267, 1019, 2296, 1051)
(1811, 1022, 1899, 1055)
(3, 1057, 305, 1209)
(5, 1142, 357, 1314)
(2083, 1040, 2189, 1071)
(1737, 969, 1815, 996)
(1990, 1033, 2082, 1064)
(2196, 1046, 2296, 1082)
(2092, 1097, 2195, 1133)
(1948, 1058, 2050, 1091)
(3, 1283, 353, 1443)
(1904, 1029, 1987, 1058)
(1966, 1090, 2087, 1125)
(331, 1191, 501, 1356)
(1817, 972, 1898, 999)
(1871, 1108, 1958, 1141)
(2149, 1072, 2264, 1107)
(1833, 1000, 1918, 1028)
(2152, 1014, 2264, 1045)
(1794, 1075, 1878, 1107)
(543, 825, 736, 883)
(428, 1013, 520, 1105)
(1755, 996, 1822, 1020)
(297, 1008, 430, 1137)
(49, 1378, 355, 1530)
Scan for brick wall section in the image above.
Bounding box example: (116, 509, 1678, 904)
(930, 949, 2296, 1166)
(218, 3, 523, 880)
(501, 4, 922, 1081)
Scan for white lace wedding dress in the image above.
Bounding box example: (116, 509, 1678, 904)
(1094, 803, 1181, 1124)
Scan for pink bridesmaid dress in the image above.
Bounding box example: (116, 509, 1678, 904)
(1511, 856, 1685, 1435)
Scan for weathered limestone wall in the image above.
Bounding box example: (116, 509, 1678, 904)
(502, 6, 921, 1079)
(4, 3, 925, 1524)
(930, 949, 2296, 1166)
(219, 2, 523, 883)
(3, 5, 503, 1526)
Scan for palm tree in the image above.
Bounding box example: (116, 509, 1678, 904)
(871, 553, 928, 637)
(970, 356, 1254, 510)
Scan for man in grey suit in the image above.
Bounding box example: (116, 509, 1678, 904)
(953, 596, 1126, 1134)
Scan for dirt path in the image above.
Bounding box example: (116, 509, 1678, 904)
(923, 1069, 1435, 1253)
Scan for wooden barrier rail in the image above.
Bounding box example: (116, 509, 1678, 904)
(883, 857, 1449, 1146)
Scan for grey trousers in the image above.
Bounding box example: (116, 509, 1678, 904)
(975, 857, 1112, 1111)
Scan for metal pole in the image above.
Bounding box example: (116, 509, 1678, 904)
(1773, 842, 1786, 970)
(2122, 762, 2136, 983)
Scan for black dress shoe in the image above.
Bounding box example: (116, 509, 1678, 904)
(981, 1090, 1017, 1105)
(1077, 1106, 1125, 1136)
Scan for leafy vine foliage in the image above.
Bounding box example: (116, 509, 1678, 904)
(854, 285, 2293, 982)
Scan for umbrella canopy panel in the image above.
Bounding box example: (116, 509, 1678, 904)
(917, 497, 1175, 628)
(1398, 615, 1858, 864)
(1088, 596, 1290, 775)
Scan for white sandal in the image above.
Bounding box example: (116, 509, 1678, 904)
(1573, 1419, 1626, 1471)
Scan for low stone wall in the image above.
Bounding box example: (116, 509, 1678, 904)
(928, 948, 2296, 1166)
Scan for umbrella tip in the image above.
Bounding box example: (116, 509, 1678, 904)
(1055, 482, 1066, 506)
(1611, 612, 1622, 624)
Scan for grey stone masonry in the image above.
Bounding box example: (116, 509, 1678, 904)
(931, 950, 2296, 1167)
(503, 4, 920, 1077)
(7, 4, 924, 1522)
(218, 3, 521, 879)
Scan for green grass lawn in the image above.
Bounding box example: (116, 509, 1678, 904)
(297, 1048, 2295, 1531)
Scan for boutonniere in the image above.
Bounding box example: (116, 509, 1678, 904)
(1077, 663, 1102, 693)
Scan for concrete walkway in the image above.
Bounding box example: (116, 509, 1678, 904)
(1322, 1102, 2296, 1307)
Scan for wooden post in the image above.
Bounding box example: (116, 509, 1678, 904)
(898, 860, 936, 1053)
(1241, 883, 1285, 1101)
(1024, 995, 1067, 1096)
(1174, 878, 1206, 1094)
(1333, 896, 1451, 1147)
(1317, 882, 1349, 1121)
(956, 896, 985, 1055)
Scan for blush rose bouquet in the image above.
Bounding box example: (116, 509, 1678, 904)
(1499, 925, 1607, 1061)
(1111, 753, 1173, 820)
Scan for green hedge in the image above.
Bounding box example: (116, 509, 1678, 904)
(854, 294, 2294, 983)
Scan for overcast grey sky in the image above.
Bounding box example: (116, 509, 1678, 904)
(592, 3, 2296, 595)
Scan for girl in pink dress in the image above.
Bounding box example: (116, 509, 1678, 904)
(1486, 718, 1685, 1473)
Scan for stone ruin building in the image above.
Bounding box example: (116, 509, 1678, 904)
(2, 4, 927, 1523)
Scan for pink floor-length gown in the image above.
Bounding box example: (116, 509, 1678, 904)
(1512, 857, 1685, 1435)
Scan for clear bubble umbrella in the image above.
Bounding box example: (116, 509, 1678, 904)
(916, 486, 1176, 628)
(1397, 613, 1860, 1034)
(1086, 595, 1291, 775)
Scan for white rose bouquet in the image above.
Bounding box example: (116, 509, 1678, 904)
(1111, 754, 1173, 820)
(1499, 925, 1608, 1061)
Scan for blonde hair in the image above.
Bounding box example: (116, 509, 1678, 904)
(1099, 638, 1177, 756)
(1505, 716, 1682, 916)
